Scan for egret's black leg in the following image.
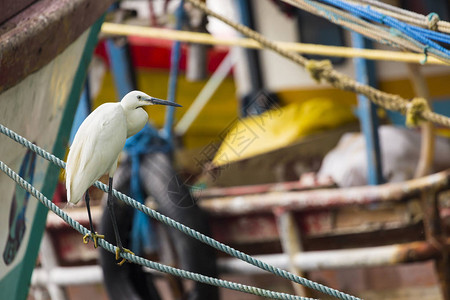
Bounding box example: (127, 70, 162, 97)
(83, 192, 104, 248)
(106, 177, 133, 265)
(85, 192, 96, 234)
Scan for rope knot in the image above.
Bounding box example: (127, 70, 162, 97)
(305, 59, 332, 83)
(405, 97, 430, 127)
(426, 13, 440, 31)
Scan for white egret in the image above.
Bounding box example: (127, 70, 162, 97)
(65, 90, 181, 265)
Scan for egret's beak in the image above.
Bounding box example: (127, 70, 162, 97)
(147, 97, 182, 107)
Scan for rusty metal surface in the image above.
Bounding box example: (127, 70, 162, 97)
(195, 172, 334, 198)
(436, 252, 450, 300)
(299, 240, 444, 268)
(304, 223, 428, 252)
(208, 212, 431, 252)
(392, 241, 442, 263)
(209, 214, 279, 245)
(200, 169, 450, 215)
(419, 188, 450, 300)
(299, 202, 420, 237)
(217, 240, 448, 273)
(0, 0, 115, 93)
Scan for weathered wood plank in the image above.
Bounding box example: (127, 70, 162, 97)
(0, 0, 115, 93)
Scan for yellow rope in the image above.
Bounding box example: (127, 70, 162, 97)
(183, 0, 450, 128)
(100, 22, 448, 66)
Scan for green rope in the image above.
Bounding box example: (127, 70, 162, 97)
(0, 123, 361, 300)
(0, 160, 314, 300)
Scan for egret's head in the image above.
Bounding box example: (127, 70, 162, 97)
(120, 90, 182, 110)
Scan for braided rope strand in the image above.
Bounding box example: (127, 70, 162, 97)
(284, 0, 427, 55)
(0, 124, 361, 300)
(1, 3, 446, 298)
(352, 0, 450, 33)
(0, 125, 66, 169)
(184, 0, 450, 128)
(0, 159, 317, 300)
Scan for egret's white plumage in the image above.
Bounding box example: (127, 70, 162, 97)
(65, 90, 181, 262)
(65, 90, 179, 204)
(66, 103, 126, 204)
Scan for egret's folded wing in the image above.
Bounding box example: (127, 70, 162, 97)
(66, 104, 127, 203)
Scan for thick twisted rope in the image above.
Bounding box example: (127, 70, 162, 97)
(351, 0, 450, 33)
(282, 0, 429, 57)
(185, 0, 450, 128)
(0, 123, 360, 300)
(315, 0, 450, 59)
(0, 159, 316, 300)
(282, 0, 448, 63)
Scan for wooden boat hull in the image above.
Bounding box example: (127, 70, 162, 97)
(0, 0, 114, 298)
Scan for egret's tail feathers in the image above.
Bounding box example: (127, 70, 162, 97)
(66, 183, 84, 204)
(65, 169, 83, 204)
(66, 139, 85, 204)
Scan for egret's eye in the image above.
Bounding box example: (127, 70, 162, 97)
(137, 95, 142, 100)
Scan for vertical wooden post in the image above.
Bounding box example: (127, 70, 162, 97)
(275, 209, 312, 297)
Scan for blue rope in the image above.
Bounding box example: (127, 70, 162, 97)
(316, 0, 450, 59)
(124, 125, 171, 254)
(303, 0, 428, 52)
(0, 123, 361, 300)
(409, 26, 450, 45)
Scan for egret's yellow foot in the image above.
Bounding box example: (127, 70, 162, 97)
(115, 247, 134, 266)
(83, 232, 105, 248)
